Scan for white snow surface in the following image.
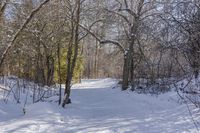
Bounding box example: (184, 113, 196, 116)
(0, 78, 199, 133)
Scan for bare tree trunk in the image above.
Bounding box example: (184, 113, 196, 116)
(57, 43, 62, 105)
(46, 55, 54, 86)
(94, 39, 99, 78)
(0, 1, 6, 18)
(122, 54, 130, 90)
(62, 0, 81, 108)
(121, 0, 144, 90)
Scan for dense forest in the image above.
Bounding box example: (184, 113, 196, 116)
(1, 0, 200, 132)
(1, 0, 200, 104)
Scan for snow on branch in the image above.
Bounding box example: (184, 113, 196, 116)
(100, 40, 125, 53)
(0, 0, 50, 67)
(79, 23, 125, 54)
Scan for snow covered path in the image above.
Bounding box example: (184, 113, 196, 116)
(0, 79, 198, 133)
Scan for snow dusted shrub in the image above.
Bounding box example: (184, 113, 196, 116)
(0, 76, 58, 104)
(131, 78, 171, 95)
(175, 75, 200, 107)
(172, 75, 200, 130)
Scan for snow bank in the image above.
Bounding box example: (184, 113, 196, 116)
(0, 78, 199, 133)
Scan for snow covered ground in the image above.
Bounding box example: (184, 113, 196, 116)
(0, 78, 199, 133)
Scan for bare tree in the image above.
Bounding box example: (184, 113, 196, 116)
(0, 0, 50, 69)
(62, 0, 81, 107)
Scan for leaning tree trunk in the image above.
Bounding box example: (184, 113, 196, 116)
(62, 34, 73, 107)
(62, 0, 81, 108)
(0, 2, 6, 18)
(0, 0, 50, 68)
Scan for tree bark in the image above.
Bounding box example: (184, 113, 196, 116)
(57, 43, 62, 105)
(122, 53, 130, 90)
(0, 0, 50, 68)
(62, 0, 81, 108)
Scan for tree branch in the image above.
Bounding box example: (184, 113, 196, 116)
(0, 0, 50, 67)
(105, 8, 131, 26)
(118, 8, 137, 19)
(79, 24, 125, 54)
(0, 1, 7, 18)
